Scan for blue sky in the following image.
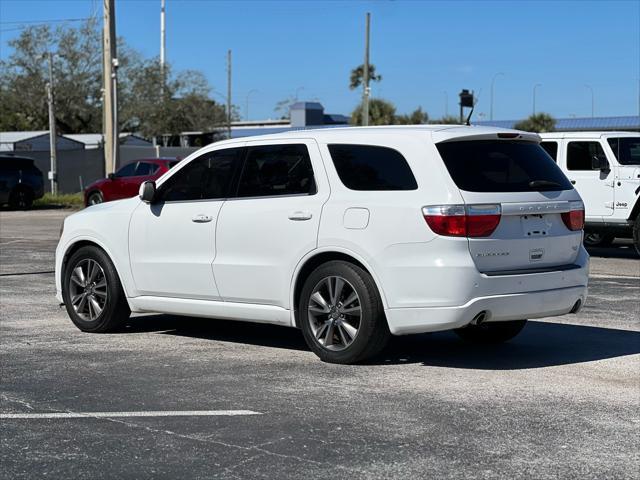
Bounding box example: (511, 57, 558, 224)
(1, 0, 639, 121)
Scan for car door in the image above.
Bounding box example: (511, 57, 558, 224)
(563, 140, 614, 217)
(129, 147, 244, 299)
(213, 140, 329, 308)
(105, 162, 137, 200)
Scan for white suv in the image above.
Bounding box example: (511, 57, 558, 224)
(539, 132, 640, 252)
(56, 126, 589, 364)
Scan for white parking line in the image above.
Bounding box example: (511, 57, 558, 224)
(0, 410, 262, 419)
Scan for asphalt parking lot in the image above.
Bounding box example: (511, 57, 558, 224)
(1, 209, 639, 479)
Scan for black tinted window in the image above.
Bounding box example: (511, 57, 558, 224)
(115, 163, 136, 177)
(237, 144, 315, 197)
(0, 158, 34, 170)
(328, 144, 417, 191)
(437, 140, 573, 192)
(607, 137, 640, 166)
(134, 162, 154, 176)
(540, 141, 558, 161)
(567, 141, 607, 171)
(160, 148, 242, 201)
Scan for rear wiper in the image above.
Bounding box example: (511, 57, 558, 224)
(529, 180, 562, 189)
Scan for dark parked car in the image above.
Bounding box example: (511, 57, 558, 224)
(0, 154, 44, 209)
(84, 158, 180, 206)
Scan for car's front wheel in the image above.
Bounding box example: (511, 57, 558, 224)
(87, 191, 104, 206)
(454, 319, 527, 344)
(298, 261, 389, 364)
(9, 186, 34, 209)
(633, 216, 640, 256)
(62, 246, 130, 333)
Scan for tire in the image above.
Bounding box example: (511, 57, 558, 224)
(8, 187, 34, 209)
(583, 232, 614, 248)
(62, 245, 130, 333)
(298, 261, 390, 364)
(454, 319, 527, 344)
(633, 216, 640, 256)
(87, 191, 104, 206)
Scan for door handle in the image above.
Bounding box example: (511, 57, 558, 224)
(570, 180, 576, 185)
(192, 214, 213, 223)
(288, 211, 312, 221)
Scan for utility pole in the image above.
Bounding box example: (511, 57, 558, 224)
(45, 52, 57, 195)
(227, 49, 232, 139)
(103, 0, 119, 175)
(362, 12, 370, 126)
(490, 72, 504, 121)
(160, 0, 166, 94)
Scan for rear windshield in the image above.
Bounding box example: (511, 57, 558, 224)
(607, 137, 640, 165)
(436, 140, 573, 192)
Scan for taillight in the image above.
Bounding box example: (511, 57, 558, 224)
(423, 204, 501, 238)
(561, 201, 585, 231)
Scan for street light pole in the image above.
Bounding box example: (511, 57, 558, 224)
(226, 49, 232, 139)
(490, 72, 504, 121)
(45, 52, 57, 195)
(533, 83, 542, 115)
(160, 0, 166, 95)
(362, 12, 370, 126)
(584, 84, 594, 118)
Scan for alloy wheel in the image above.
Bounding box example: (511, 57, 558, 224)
(68, 259, 108, 321)
(307, 276, 361, 351)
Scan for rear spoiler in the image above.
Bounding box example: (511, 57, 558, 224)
(432, 129, 540, 144)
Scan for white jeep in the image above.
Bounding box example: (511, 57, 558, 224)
(539, 132, 640, 253)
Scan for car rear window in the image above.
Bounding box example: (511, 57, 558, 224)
(436, 140, 573, 192)
(328, 144, 417, 191)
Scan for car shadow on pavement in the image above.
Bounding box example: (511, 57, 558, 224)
(379, 320, 640, 369)
(123, 315, 640, 369)
(122, 314, 310, 352)
(586, 245, 639, 260)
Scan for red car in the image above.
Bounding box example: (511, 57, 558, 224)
(84, 158, 180, 206)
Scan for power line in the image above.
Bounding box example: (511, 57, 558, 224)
(0, 18, 90, 26)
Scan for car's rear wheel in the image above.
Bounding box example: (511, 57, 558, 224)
(87, 191, 103, 206)
(584, 232, 615, 248)
(454, 319, 527, 344)
(62, 246, 130, 333)
(8, 186, 34, 209)
(633, 216, 640, 256)
(298, 261, 389, 364)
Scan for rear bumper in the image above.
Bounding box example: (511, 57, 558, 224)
(386, 285, 587, 335)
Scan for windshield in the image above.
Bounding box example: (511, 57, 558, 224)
(436, 140, 573, 192)
(607, 137, 640, 165)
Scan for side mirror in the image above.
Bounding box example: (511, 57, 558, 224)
(591, 155, 610, 172)
(139, 181, 156, 203)
(108, 173, 116, 180)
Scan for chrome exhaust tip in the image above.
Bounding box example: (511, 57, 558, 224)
(471, 311, 488, 325)
(570, 299, 582, 314)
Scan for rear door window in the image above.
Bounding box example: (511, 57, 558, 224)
(607, 137, 640, 165)
(327, 144, 417, 191)
(436, 140, 572, 192)
(567, 141, 607, 170)
(134, 162, 154, 176)
(236, 144, 315, 197)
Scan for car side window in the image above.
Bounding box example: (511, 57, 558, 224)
(236, 144, 315, 198)
(567, 141, 607, 171)
(159, 148, 243, 202)
(115, 163, 137, 177)
(135, 162, 154, 176)
(540, 141, 558, 162)
(328, 144, 418, 190)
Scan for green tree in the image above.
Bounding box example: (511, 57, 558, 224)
(0, 19, 230, 138)
(514, 113, 556, 133)
(350, 98, 397, 126)
(395, 107, 428, 125)
(349, 64, 382, 90)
